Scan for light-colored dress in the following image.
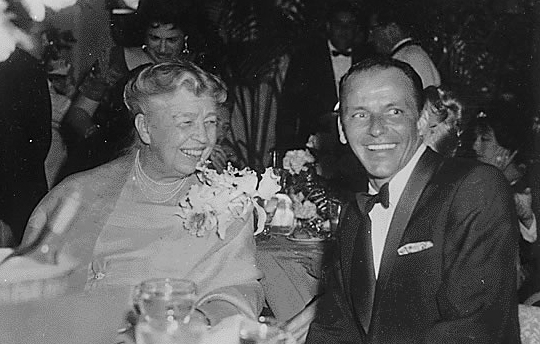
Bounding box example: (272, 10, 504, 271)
(22, 150, 264, 322)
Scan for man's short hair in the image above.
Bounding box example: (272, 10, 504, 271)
(371, 2, 416, 35)
(123, 61, 227, 116)
(339, 56, 425, 112)
(326, 0, 359, 23)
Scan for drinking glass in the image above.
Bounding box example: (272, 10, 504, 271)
(328, 199, 342, 233)
(239, 316, 288, 344)
(132, 278, 204, 344)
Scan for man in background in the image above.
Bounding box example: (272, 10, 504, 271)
(368, 4, 441, 88)
(0, 8, 51, 246)
(278, 1, 373, 196)
(277, 0, 374, 148)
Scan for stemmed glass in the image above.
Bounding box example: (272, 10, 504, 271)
(132, 278, 204, 344)
(239, 316, 290, 344)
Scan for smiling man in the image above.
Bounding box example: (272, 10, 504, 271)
(305, 57, 520, 343)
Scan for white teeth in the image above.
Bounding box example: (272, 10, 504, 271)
(367, 144, 396, 150)
(181, 149, 203, 158)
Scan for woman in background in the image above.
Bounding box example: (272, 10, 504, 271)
(418, 85, 462, 157)
(62, 3, 215, 175)
(472, 103, 538, 301)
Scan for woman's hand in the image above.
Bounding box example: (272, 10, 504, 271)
(492, 147, 517, 171)
(515, 188, 534, 228)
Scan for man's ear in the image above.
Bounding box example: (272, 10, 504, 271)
(337, 116, 348, 144)
(417, 111, 429, 136)
(134, 113, 151, 145)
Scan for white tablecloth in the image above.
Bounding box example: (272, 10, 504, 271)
(256, 236, 330, 322)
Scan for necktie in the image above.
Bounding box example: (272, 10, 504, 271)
(331, 49, 352, 57)
(357, 183, 390, 213)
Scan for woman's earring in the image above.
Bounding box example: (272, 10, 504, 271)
(141, 44, 147, 51)
(182, 35, 190, 55)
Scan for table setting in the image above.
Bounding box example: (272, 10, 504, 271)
(255, 146, 341, 322)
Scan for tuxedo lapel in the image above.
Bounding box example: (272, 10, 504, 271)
(373, 149, 442, 310)
(341, 202, 362, 304)
(342, 199, 376, 334)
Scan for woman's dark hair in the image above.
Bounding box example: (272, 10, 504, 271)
(475, 100, 531, 162)
(137, 0, 197, 36)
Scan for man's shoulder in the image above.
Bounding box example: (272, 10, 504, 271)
(393, 43, 428, 59)
(435, 157, 509, 189)
(290, 37, 329, 59)
(352, 43, 377, 61)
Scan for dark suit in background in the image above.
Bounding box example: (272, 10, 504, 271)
(0, 48, 51, 246)
(277, 39, 373, 196)
(306, 148, 520, 343)
(277, 39, 373, 148)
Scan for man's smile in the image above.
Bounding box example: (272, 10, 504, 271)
(366, 143, 397, 151)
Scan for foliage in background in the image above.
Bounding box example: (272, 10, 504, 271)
(421, 1, 534, 110)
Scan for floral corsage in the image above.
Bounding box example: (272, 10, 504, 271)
(176, 164, 281, 239)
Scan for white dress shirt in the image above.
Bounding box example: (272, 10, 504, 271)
(368, 144, 427, 278)
(328, 40, 352, 95)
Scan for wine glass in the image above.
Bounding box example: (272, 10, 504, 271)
(239, 316, 289, 344)
(132, 278, 204, 344)
(328, 199, 342, 234)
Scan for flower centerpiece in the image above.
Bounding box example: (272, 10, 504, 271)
(281, 148, 332, 234)
(176, 164, 281, 239)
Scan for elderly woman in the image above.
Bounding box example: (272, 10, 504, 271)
(418, 86, 462, 157)
(21, 61, 263, 326)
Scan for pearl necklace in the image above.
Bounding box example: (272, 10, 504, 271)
(134, 150, 187, 204)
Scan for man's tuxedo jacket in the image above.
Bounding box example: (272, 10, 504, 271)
(306, 148, 521, 343)
(276, 38, 374, 148)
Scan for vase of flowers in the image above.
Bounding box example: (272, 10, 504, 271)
(280, 148, 333, 234)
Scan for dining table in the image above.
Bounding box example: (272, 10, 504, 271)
(0, 286, 131, 344)
(255, 234, 333, 323)
(0, 234, 331, 344)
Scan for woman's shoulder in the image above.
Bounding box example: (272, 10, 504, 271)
(55, 152, 136, 193)
(123, 47, 154, 71)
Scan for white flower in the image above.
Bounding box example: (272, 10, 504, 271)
(293, 199, 317, 219)
(256, 168, 281, 200)
(306, 134, 321, 150)
(176, 165, 281, 239)
(283, 149, 315, 175)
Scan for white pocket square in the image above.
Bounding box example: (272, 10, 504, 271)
(397, 241, 433, 256)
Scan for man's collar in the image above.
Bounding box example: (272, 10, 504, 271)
(368, 144, 427, 207)
(328, 40, 352, 56)
(390, 37, 413, 54)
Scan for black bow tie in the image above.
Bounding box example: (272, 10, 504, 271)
(331, 49, 352, 57)
(357, 183, 390, 213)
